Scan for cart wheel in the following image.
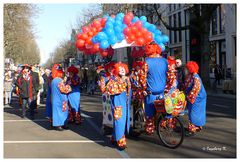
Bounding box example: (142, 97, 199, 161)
(157, 116, 184, 149)
(131, 108, 145, 137)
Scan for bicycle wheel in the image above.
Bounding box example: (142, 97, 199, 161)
(157, 116, 184, 149)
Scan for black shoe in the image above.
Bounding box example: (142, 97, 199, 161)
(185, 131, 196, 137)
(62, 125, 69, 130)
(21, 115, 26, 119)
(55, 127, 64, 131)
(117, 145, 127, 151)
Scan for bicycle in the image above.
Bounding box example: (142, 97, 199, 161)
(132, 94, 186, 149)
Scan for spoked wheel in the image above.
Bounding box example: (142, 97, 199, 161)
(157, 116, 184, 149)
(131, 108, 145, 137)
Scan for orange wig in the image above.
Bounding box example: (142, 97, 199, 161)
(185, 61, 199, 74)
(52, 64, 64, 78)
(113, 62, 129, 76)
(145, 43, 162, 57)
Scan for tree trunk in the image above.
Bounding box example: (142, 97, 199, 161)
(199, 21, 211, 87)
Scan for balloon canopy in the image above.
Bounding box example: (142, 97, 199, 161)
(75, 12, 169, 56)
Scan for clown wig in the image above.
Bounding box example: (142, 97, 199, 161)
(185, 61, 199, 74)
(104, 62, 116, 75)
(145, 43, 162, 57)
(67, 66, 79, 74)
(52, 64, 64, 79)
(167, 56, 176, 66)
(113, 62, 129, 76)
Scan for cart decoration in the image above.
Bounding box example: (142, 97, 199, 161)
(75, 12, 169, 56)
(164, 89, 187, 116)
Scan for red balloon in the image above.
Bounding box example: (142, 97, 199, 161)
(76, 34, 81, 40)
(76, 39, 85, 49)
(108, 47, 114, 57)
(93, 43, 100, 52)
(129, 34, 136, 41)
(136, 37, 145, 46)
(123, 27, 131, 35)
(101, 18, 107, 26)
(127, 12, 134, 19)
(135, 31, 142, 38)
(88, 31, 94, 37)
(135, 21, 143, 29)
(141, 28, 148, 34)
(93, 20, 101, 29)
(123, 15, 132, 25)
(131, 26, 138, 34)
(80, 33, 88, 40)
(100, 50, 108, 57)
(82, 26, 90, 33)
(145, 32, 153, 42)
(85, 37, 92, 44)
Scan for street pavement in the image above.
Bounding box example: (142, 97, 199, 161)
(4, 93, 236, 158)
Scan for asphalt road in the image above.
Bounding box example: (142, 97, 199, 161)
(4, 93, 236, 158)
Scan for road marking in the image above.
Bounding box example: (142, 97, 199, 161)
(81, 112, 130, 158)
(4, 140, 104, 144)
(4, 119, 48, 122)
(212, 104, 230, 108)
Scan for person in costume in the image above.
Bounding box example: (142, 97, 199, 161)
(67, 66, 81, 125)
(103, 62, 131, 150)
(45, 72, 53, 126)
(130, 47, 147, 102)
(51, 64, 72, 131)
(142, 43, 168, 135)
(165, 56, 178, 94)
(183, 61, 207, 136)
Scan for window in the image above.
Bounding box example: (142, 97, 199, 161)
(178, 4, 181, 8)
(178, 12, 182, 42)
(174, 4, 176, 10)
(220, 5, 226, 33)
(169, 16, 172, 44)
(173, 14, 177, 43)
(212, 8, 218, 35)
(169, 4, 171, 12)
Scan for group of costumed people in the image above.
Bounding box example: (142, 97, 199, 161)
(46, 64, 81, 131)
(44, 43, 206, 150)
(97, 43, 207, 150)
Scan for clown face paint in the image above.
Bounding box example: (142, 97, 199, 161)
(119, 66, 126, 76)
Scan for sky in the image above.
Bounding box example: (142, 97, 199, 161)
(34, 4, 97, 65)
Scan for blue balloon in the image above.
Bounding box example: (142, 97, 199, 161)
(109, 36, 118, 45)
(92, 36, 98, 44)
(148, 24, 157, 32)
(114, 26, 122, 33)
(107, 17, 115, 23)
(154, 30, 162, 36)
(122, 24, 127, 29)
(105, 28, 115, 37)
(159, 43, 165, 52)
(114, 20, 122, 27)
(143, 22, 150, 29)
(118, 13, 125, 18)
(96, 32, 108, 41)
(162, 35, 169, 43)
(140, 16, 147, 23)
(132, 16, 139, 23)
(155, 35, 163, 44)
(105, 21, 113, 29)
(100, 40, 110, 49)
(116, 33, 125, 41)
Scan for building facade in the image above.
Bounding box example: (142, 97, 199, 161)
(167, 4, 236, 89)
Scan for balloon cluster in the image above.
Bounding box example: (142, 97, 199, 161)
(75, 12, 169, 55)
(92, 13, 126, 50)
(75, 18, 107, 54)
